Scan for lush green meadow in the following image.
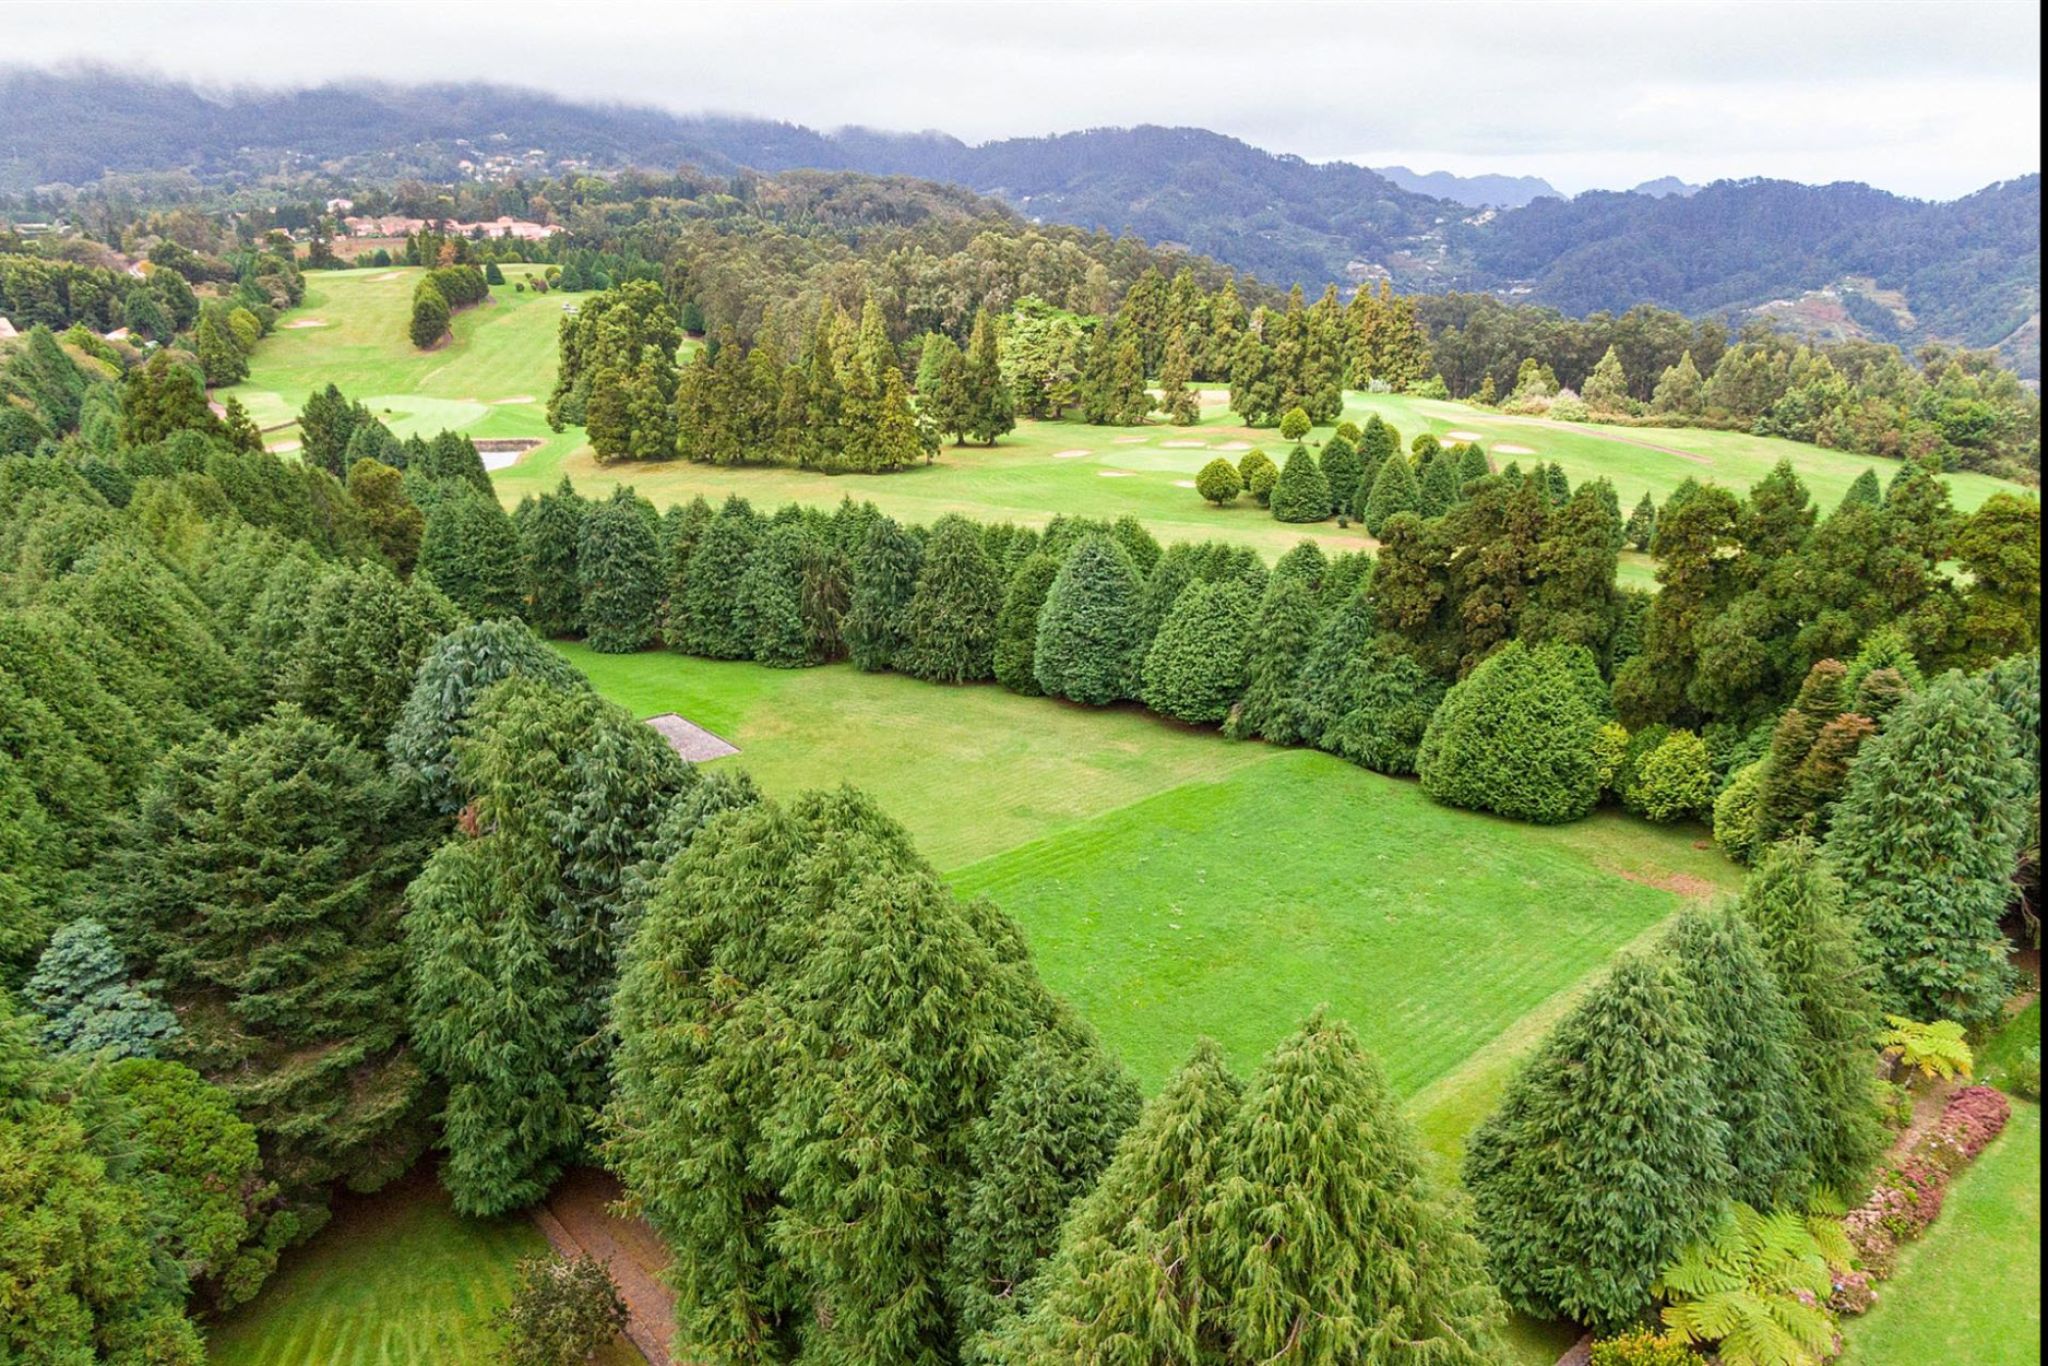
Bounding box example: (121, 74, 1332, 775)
(205, 1173, 638, 1366)
(1840, 1103, 2040, 1365)
(558, 645, 1737, 1107)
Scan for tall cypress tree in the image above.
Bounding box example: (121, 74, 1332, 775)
(1463, 951, 1731, 1331)
(992, 552, 1061, 696)
(1292, 582, 1380, 750)
(676, 496, 763, 659)
(1824, 670, 2026, 1024)
(845, 514, 924, 673)
(577, 487, 662, 654)
(405, 835, 580, 1216)
(1034, 534, 1146, 705)
(945, 1014, 1142, 1353)
(1739, 839, 1888, 1196)
(963, 309, 1017, 445)
(736, 522, 814, 668)
(418, 488, 524, 622)
(898, 515, 1004, 683)
(983, 1039, 1244, 1365)
(1317, 434, 1363, 519)
(1362, 453, 1420, 536)
(519, 478, 588, 638)
(1663, 907, 1816, 1209)
(1224, 577, 1321, 744)
(1324, 638, 1447, 776)
(1207, 1011, 1508, 1365)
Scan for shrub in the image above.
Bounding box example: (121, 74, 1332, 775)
(1593, 720, 1629, 796)
(1238, 449, 1278, 506)
(1589, 1330, 1693, 1366)
(2009, 1046, 2041, 1101)
(1278, 406, 1310, 441)
(1417, 640, 1604, 824)
(1654, 1203, 1851, 1366)
(1194, 456, 1241, 505)
(491, 1254, 629, 1366)
(1633, 729, 1714, 823)
(1323, 640, 1446, 776)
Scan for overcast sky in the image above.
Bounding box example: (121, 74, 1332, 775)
(3, 0, 2037, 198)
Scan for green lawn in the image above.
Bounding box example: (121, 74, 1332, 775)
(1840, 1103, 2040, 1365)
(204, 1171, 638, 1366)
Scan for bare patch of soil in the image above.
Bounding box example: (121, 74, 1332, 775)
(280, 318, 328, 329)
(1494, 442, 1537, 455)
(1605, 866, 1721, 901)
(1050, 448, 1090, 458)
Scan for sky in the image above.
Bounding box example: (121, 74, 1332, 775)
(2, 0, 2038, 199)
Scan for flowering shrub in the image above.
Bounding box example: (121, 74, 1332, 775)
(1828, 1268, 1878, 1316)
(1842, 1085, 2012, 1272)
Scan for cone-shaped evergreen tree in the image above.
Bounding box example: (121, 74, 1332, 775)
(578, 487, 663, 653)
(1324, 638, 1448, 776)
(992, 552, 1061, 696)
(676, 496, 762, 659)
(1238, 448, 1278, 506)
(736, 522, 813, 668)
(982, 1039, 1244, 1365)
(899, 515, 1004, 683)
(1269, 539, 1328, 596)
(1663, 907, 1816, 1209)
(1292, 582, 1380, 750)
(1758, 659, 1849, 839)
(963, 309, 1017, 445)
(405, 835, 580, 1216)
(1463, 951, 1732, 1332)
(519, 478, 587, 637)
(1209, 1010, 1510, 1364)
(1838, 468, 1882, 512)
(1224, 577, 1321, 743)
(1034, 534, 1145, 705)
(1317, 434, 1363, 518)
(1824, 670, 2026, 1024)
(1141, 578, 1258, 725)
(844, 514, 924, 673)
(1418, 449, 1462, 518)
(1268, 445, 1332, 523)
(24, 917, 179, 1060)
(1739, 839, 1887, 1196)
(1357, 413, 1401, 497)
(1417, 641, 1604, 824)
(386, 617, 589, 814)
(946, 1013, 1143, 1354)
(1623, 490, 1657, 551)
(1457, 441, 1492, 487)
(1363, 452, 1420, 536)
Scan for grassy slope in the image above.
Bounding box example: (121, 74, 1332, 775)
(1840, 1103, 2040, 1365)
(204, 1173, 638, 1366)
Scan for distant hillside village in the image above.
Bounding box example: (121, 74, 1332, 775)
(325, 199, 562, 242)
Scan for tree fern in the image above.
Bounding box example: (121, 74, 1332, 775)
(1655, 1202, 1850, 1366)
(1877, 1015, 1974, 1083)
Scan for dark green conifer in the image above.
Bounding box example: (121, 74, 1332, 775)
(1034, 534, 1146, 705)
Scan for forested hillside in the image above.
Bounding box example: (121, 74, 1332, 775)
(5, 71, 2036, 374)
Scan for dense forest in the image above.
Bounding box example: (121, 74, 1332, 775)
(4, 71, 2037, 374)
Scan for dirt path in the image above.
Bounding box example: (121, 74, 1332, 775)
(533, 1169, 677, 1366)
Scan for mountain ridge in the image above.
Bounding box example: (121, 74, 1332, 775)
(1, 69, 2035, 374)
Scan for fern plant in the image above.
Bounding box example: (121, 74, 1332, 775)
(1654, 1202, 1853, 1366)
(1878, 1016, 1974, 1084)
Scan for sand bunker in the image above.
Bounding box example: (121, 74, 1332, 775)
(280, 318, 327, 330)
(1098, 470, 1137, 478)
(475, 438, 544, 471)
(644, 713, 740, 762)
(1051, 448, 1091, 459)
(1494, 443, 1537, 455)
(1444, 430, 1485, 441)
(1112, 436, 1147, 444)
(492, 394, 535, 405)
(266, 439, 301, 454)
(371, 271, 403, 281)
(1172, 479, 1197, 489)
(1215, 441, 1252, 451)
(1161, 439, 1208, 449)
